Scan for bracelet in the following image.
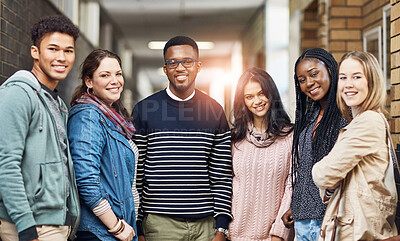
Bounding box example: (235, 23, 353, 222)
(108, 219, 122, 233)
(215, 227, 229, 238)
(113, 221, 126, 236)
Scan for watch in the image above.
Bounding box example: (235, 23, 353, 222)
(215, 227, 229, 238)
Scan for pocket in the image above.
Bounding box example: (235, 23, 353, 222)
(143, 214, 149, 232)
(337, 215, 353, 226)
(122, 195, 136, 223)
(337, 216, 354, 240)
(108, 194, 125, 220)
(143, 214, 157, 235)
(321, 216, 337, 240)
(108, 187, 136, 221)
(33, 162, 64, 211)
(34, 164, 45, 201)
(321, 215, 354, 241)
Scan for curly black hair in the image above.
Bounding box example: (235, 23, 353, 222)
(163, 36, 199, 60)
(31, 15, 79, 47)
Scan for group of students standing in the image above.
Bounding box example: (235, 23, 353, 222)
(0, 14, 398, 241)
(234, 48, 398, 240)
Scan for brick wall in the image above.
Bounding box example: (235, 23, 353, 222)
(300, 0, 329, 50)
(328, 0, 363, 60)
(1, 0, 58, 82)
(0, 0, 94, 106)
(301, 0, 319, 51)
(292, 0, 398, 141)
(392, 0, 400, 146)
(318, 0, 329, 49)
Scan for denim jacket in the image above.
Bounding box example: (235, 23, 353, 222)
(68, 103, 137, 241)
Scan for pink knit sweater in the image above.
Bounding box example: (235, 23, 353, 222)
(229, 132, 293, 241)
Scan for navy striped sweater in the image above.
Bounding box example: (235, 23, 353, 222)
(132, 89, 232, 231)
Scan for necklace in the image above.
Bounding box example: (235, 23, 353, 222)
(312, 112, 323, 139)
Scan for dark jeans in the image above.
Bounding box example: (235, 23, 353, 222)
(75, 231, 102, 241)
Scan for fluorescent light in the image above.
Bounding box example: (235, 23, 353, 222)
(148, 41, 215, 50)
(148, 41, 166, 49)
(198, 42, 215, 49)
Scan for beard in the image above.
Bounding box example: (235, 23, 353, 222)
(169, 78, 195, 96)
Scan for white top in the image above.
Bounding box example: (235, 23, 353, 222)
(166, 85, 195, 101)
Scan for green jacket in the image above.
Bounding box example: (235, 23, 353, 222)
(0, 70, 80, 238)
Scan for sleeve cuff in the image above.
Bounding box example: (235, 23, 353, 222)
(92, 198, 111, 216)
(215, 214, 231, 229)
(18, 226, 38, 241)
(137, 220, 144, 236)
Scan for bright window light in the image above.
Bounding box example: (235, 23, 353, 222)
(148, 41, 215, 50)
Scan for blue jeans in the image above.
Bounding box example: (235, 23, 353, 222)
(294, 219, 322, 241)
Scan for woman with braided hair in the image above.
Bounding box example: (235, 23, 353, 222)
(281, 48, 347, 240)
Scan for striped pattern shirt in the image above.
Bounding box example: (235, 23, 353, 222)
(132, 89, 232, 229)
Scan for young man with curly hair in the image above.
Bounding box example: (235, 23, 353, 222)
(0, 15, 80, 241)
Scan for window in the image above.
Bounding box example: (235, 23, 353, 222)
(383, 4, 391, 89)
(362, 4, 391, 90)
(79, 0, 100, 47)
(49, 0, 79, 24)
(363, 26, 382, 65)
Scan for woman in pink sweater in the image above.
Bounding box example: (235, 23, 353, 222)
(229, 67, 294, 241)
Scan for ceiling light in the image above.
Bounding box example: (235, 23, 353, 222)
(148, 41, 215, 50)
(148, 41, 166, 50)
(198, 42, 215, 49)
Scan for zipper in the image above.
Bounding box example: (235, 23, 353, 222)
(37, 94, 68, 224)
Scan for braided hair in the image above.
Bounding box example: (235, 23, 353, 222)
(291, 48, 346, 187)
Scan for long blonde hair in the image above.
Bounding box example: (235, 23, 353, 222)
(337, 51, 386, 121)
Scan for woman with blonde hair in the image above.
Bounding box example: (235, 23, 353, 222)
(312, 51, 397, 240)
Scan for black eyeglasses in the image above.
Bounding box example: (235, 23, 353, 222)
(165, 58, 197, 69)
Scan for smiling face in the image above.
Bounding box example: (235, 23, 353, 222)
(85, 57, 124, 106)
(296, 59, 331, 104)
(163, 45, 202, 99)
(31, 32, 75, 90)
(244, 80, 270, 123)
(338, 58, 369, 108)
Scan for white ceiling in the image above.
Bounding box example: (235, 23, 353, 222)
(100, 0, 266, 60)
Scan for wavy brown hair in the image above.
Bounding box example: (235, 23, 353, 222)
(70, 49, 131, 120)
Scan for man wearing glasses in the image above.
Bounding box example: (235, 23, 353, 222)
(132, 36, 232, 241)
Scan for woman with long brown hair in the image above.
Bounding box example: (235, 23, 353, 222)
(229, 67, 293, 241)
(68, 49, 138, 241)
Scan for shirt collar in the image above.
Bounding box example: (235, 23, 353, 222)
(166, 85, 195, 102)
(31, 71, 59, 100)
(39, 82, 59, 100)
